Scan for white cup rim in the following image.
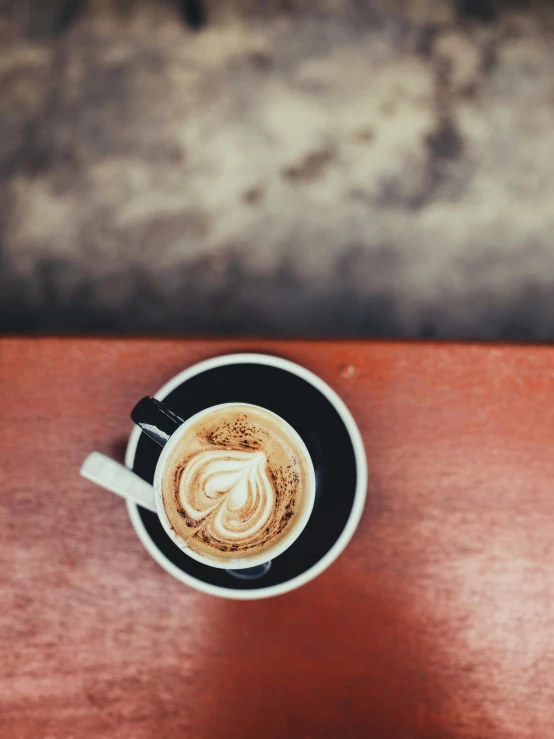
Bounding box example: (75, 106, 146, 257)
(151, 401, 316, 569)
(125, 353, 367, 599)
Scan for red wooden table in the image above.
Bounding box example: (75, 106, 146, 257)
(1, 339, 553, 738)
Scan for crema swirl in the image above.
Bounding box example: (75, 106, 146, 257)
(161, 404, 312, 564)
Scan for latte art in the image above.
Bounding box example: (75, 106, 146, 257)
(160, 404, 313, 565)
(177, 450, 275, 547)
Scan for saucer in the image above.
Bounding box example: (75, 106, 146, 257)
(125, 353, 367, 599)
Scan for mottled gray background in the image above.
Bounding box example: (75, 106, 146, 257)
(1, 0, 554, 337)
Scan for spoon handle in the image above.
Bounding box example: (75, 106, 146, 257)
(80, 452, 157, 513)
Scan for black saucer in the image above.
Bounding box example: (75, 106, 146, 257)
(130, 361, 358, 592)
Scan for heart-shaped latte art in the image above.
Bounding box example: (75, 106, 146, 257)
(177, 449, 276, 547)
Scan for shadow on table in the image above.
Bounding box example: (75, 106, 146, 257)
(202, 574, 498, 739)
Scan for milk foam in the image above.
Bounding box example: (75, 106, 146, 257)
(177, 449, 274, 546)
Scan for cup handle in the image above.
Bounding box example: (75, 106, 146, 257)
(131, 397, 184, 447)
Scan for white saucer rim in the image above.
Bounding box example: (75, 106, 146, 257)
(125, 352, 368, 600)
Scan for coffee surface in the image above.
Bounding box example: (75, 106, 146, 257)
(161, 404, 311, 563)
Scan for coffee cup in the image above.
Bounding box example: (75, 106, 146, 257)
(127, 399, 316, 570)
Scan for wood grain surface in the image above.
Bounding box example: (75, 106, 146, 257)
(1, 339, 554, 739)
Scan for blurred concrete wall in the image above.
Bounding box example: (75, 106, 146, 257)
(1, 0, 554, 337)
